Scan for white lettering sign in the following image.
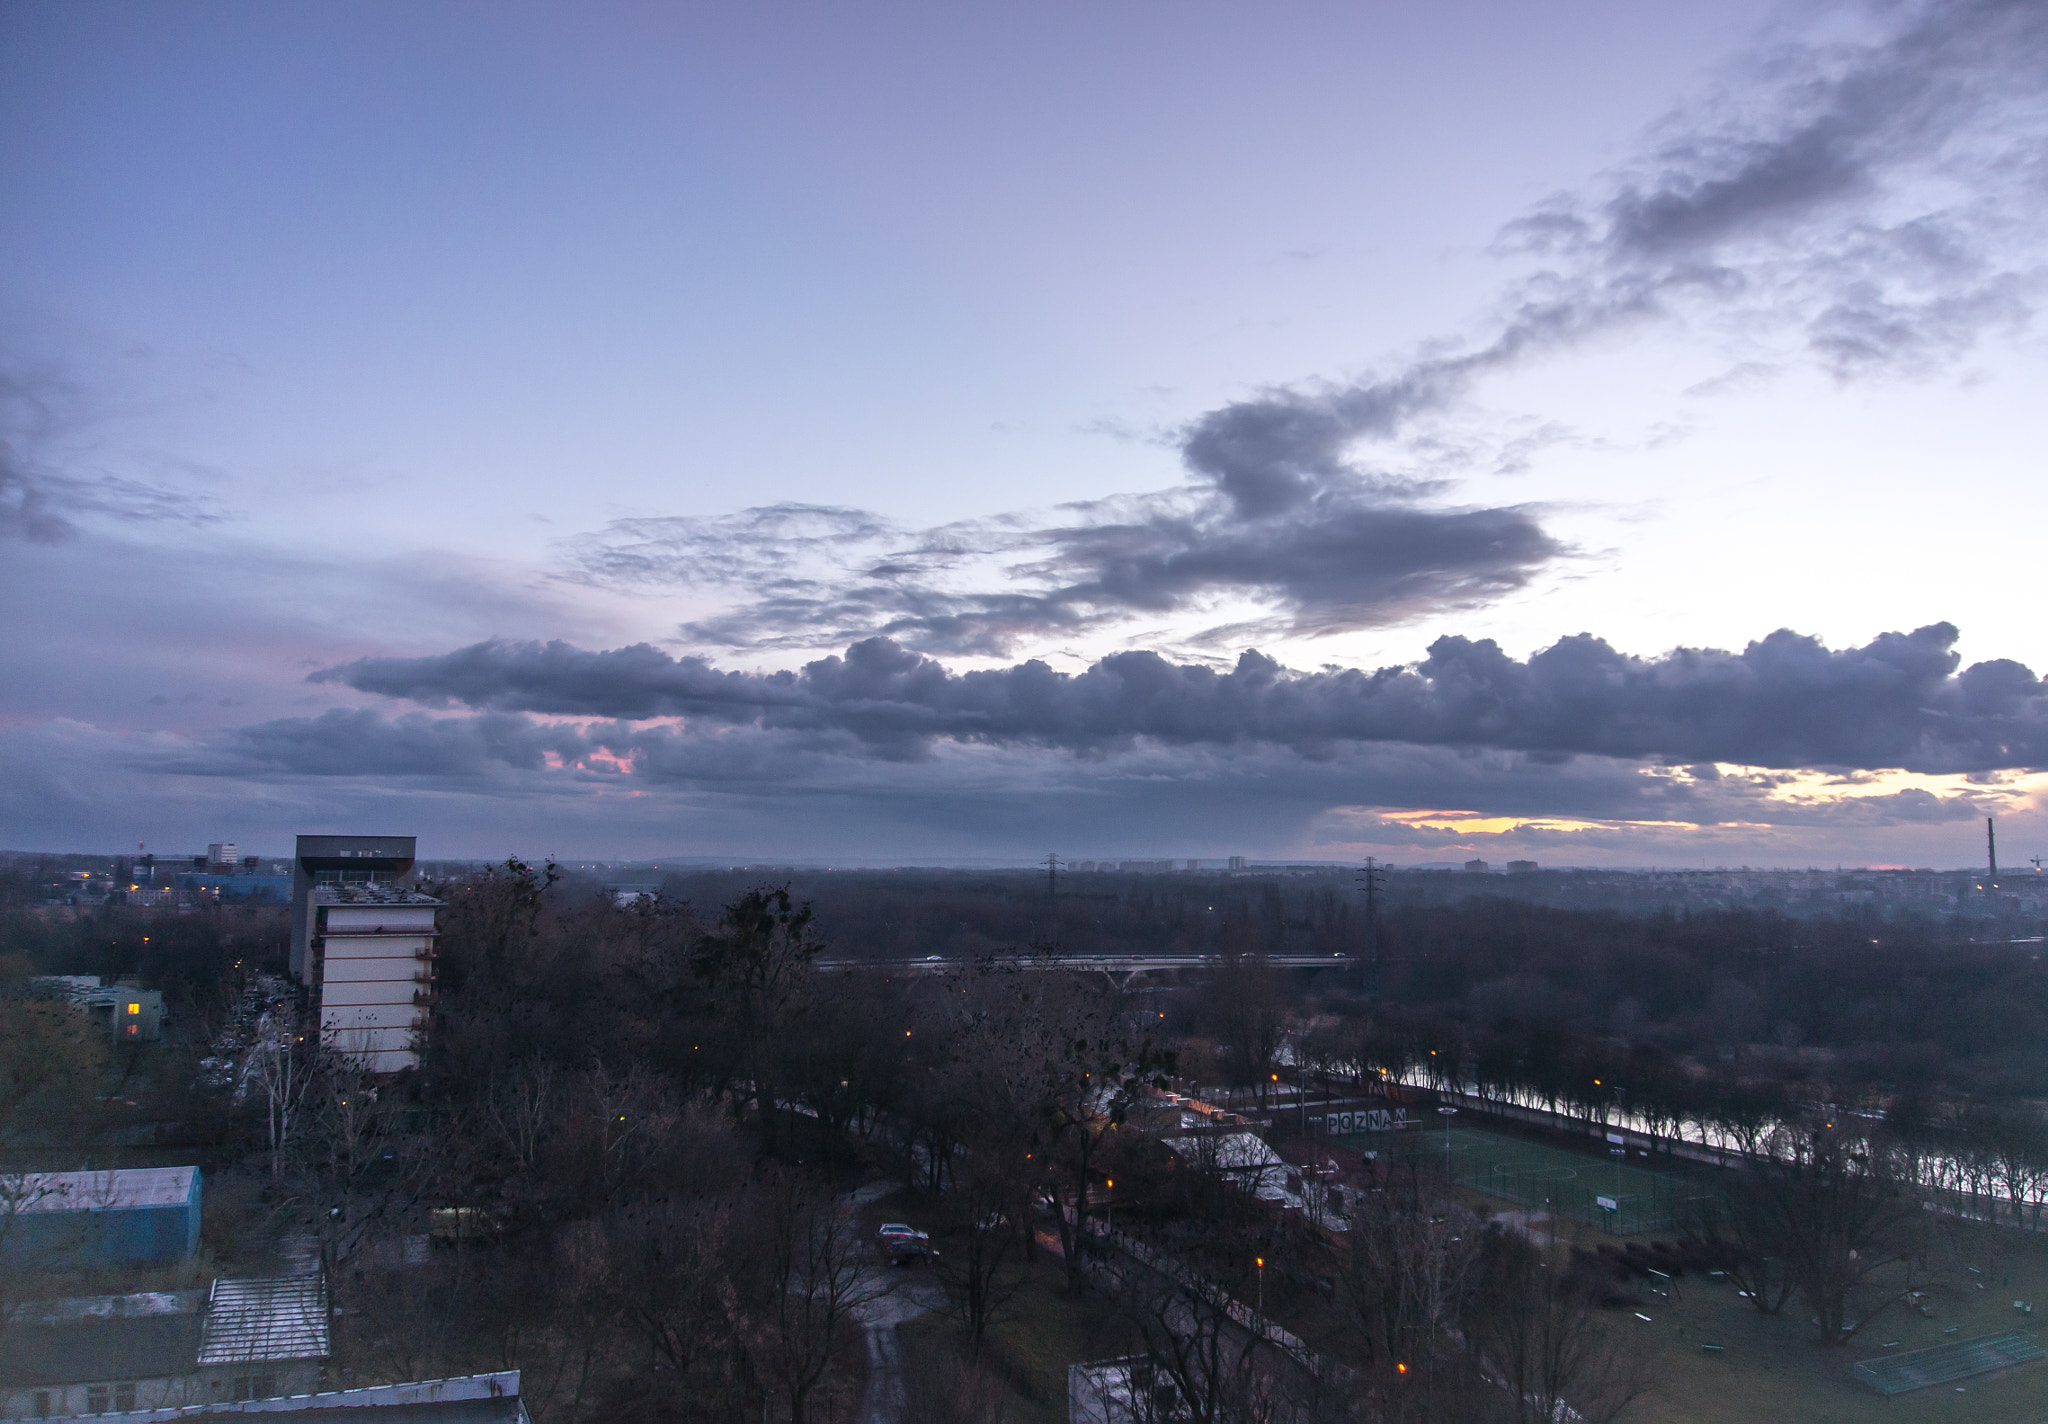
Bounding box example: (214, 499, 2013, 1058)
(1321, 1108, 1411, 1134)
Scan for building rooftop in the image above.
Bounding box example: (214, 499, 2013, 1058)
(44, 1370, 528, 1422)
(8, 1291, 205, 1327)
(310, 884, 443, 906)
(0, 1301, 204, 1387)
(12, 1166, 200, 1214)
(195, 1277, 330, 1366)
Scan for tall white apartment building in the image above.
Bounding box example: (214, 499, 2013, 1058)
(303, 882, 441, 1074)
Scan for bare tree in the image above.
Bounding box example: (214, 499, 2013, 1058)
(1340, 1183, 1484, 1424)
(1965, 1101, 2048, 1231)
(606, 1194, 747, 1411)
(481, 1058, 556, 1174)
(1115, 1262, 1281, 1424)
(1716, 1123, 1921, 1344)
(1680, 1188, 1794, 1316)
(747, 1173, 889, 1424)
(692, 886, 824, 1150)
(0, 1171, 65, 1349)
(241, 1011, 315, 1179)
(938, 1115, 1037, 1352)
(1472, 1228, 1649, 1424)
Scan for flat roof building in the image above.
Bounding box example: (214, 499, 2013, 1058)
(289, 836, 418, 983)
(0, 1168, 201, 1272)
(0, 1277, 331, 1421)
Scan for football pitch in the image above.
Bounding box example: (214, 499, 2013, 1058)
(1336, 1121, 1709, 1234)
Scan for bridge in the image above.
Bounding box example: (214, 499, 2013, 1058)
(817, 953, 1355, 980)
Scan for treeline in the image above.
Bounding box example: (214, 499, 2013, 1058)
(0, 897, 273, 1003)
(1365, 900, 2048, 1097)
(650, 868, 2048, 1095)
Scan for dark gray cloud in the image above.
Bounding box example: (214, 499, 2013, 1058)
(208, 709, 593, 780)
(316, 621, 2048, 776)
(3, 694, 2007, 863)
(573, 481, 1561, 658)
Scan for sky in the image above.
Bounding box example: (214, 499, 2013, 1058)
(4, 0, 2048, 868)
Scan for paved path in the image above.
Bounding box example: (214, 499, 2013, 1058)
(853, 1273, 947, 1424)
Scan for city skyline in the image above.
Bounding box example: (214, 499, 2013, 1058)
(5, 0, 2048, 865)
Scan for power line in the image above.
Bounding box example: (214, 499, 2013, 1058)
(1356, 856, 1385, 995)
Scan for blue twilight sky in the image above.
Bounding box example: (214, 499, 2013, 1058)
(5, 0, 2048, 867)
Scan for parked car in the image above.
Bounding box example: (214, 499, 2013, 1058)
(878, 1222, 932, 1265)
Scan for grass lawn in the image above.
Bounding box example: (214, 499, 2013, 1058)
(895, 1248, 1130, 1424)
(864, 1188, 1130, 1424)
(1538, 1212, 2048, 1423)
(870, 1166, 2048, 1424)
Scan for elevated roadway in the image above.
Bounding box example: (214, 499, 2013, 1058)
(817, 953, 1355, 978)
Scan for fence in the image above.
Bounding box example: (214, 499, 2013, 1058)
(1452, 1155, 1703, 1236)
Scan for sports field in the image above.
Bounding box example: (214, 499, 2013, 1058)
(1334, 1121, 1708, 1234)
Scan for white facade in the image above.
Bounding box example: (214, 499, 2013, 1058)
(307, 887, 441, 1073)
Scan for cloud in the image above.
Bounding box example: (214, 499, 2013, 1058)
(1502, 0, 2048, 376)
(0, 363, 226, 543)
(564, 2, 2047, 659)
(5, 691, 2025, 868)
(315, 621, 2048, 776)
(571, 480, 1562, 658)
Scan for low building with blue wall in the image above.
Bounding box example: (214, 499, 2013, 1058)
(2, 1168, 202, 1271)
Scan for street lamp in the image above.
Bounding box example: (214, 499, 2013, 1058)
(1255, 1255, 1265, 1325)
(1437, 1105, 1458, 1181)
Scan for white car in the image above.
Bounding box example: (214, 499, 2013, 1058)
(878, 1222, 932, 1265)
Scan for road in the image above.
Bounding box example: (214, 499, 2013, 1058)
(818, 954, 1355, 976)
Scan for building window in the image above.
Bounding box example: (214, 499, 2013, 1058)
(33, 1391, 50, 1419)
(115, 1382, 136, 1411)
(87, 1384, 110, 1412)
(253, 1374, 277, 1399)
